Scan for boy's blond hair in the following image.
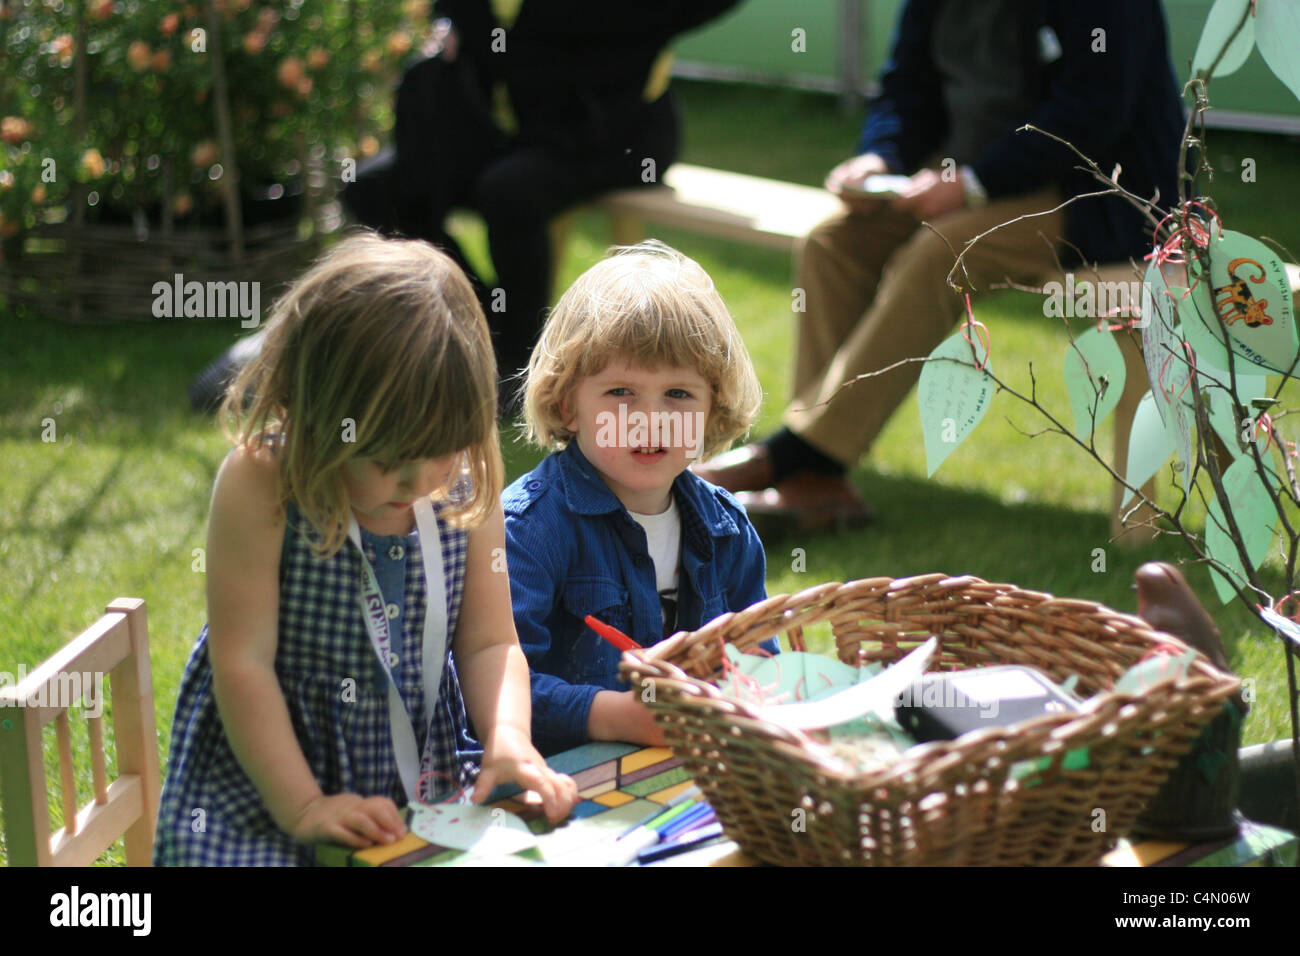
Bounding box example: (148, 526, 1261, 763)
(523, 240, 761, 461)
(221, 231, 503, 558)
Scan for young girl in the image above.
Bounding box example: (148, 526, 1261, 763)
(155, 234, 577, 866)
(504, 240, 777, 756)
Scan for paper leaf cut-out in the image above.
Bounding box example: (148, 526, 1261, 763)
(1064, 327, 1125, 440)
(1257, 0, 1300, 104)
(1176, 279, 1233, 374)
(1206, 229, 1299, 374)
(720, 646, 864, 705)
(1203, 371, 1268, 459)
(1258, 606, 1300, 650)
(1140, 260, 1196, 477)
(1192, 0, 1256, 79)
(1140, 260, 1181, 418)
(410, 803, 537, 856)
(1205, 455, 1277, 604)
(1123, 391, 1176, 507)
(758, 638, 938, 731)
(1114, 648, 1199, 696)
(918, 331, 994, 477)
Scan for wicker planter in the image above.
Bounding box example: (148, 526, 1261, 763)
(621, 573, 1242, 866)
(0, 199, 332, 324)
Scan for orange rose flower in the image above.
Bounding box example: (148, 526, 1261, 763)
(277, 57, 304, 89)
(1, 116, 34, 145)
(127, 41, 151, 72)
(386, 32, 412, 58)
(191, 140, 219, 169)
(79, 148, 106, 179)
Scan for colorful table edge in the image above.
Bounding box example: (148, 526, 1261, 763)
(316, 742, 1297, 868)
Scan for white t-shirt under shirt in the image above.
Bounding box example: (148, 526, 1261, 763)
(629, 498, 682, 637)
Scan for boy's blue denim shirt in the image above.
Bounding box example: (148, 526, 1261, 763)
(503, 441, 776, 754)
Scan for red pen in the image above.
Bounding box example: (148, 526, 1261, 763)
(584, 614, 643, 652)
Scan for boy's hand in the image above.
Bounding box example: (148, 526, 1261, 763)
(471, 726, 578, 825)
(288, 792, 406, 848)
(588, 690, 668, 748)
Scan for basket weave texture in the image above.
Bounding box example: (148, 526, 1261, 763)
(1, 219, 318, 323)
(619, 573, 1241, 866)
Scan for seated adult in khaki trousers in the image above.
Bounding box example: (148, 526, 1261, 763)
(697, 0, 1184, 533)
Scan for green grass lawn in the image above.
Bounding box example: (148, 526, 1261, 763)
(3, 79, 1299, 865)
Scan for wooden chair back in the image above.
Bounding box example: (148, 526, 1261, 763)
(0, 598, 160, 866)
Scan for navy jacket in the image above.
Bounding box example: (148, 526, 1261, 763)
(503, 442, 774, 754)
(859, 0, 1184, 264)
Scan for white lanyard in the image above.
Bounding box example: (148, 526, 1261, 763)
(347, 496, 448, 805)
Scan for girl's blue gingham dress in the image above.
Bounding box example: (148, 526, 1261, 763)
(154, 499, 477, 866)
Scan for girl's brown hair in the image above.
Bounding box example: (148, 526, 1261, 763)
(220, 231, 502, 557)
(522, 240, 761, 460)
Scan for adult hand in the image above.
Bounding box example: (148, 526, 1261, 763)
(892, 168, 966, 220)
(288, 792, 406, 848)
(430, 19, 458, 62)
(825, 153, 890, 216)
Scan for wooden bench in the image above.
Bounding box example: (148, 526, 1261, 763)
(588, 162, 844, 252)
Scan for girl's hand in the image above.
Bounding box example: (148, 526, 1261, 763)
(288, 793, 407, 848)
(470, 726, 579, 825)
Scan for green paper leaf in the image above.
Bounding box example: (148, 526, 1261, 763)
(1257, 0, 1300, 104)
(1140, 260, 1195, 476)
(1064, 327, 1125, 440)
(1176, 278, 1233, 373)
(1123, 391, 1176, 508)
(1115, 648, 1199, 696)
(1140, 260, 1182, 413)
(1203, 371, 1268, 458)
(410, 803, 537, 856)
(1206, 455, 1277, 604)
(1207, 228, 1299, 373)
(719, 647, 880, 710)
(721, 647, 862, 703)
(1192, 0, 1257, 79)
(918, 331, 994, 477)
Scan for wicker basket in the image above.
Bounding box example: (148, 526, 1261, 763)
(620, 573, 1242, 866)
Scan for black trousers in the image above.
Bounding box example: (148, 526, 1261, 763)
(343, 79, 680, 383)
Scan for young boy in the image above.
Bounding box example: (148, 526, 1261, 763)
(504, 240, 776, 754)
